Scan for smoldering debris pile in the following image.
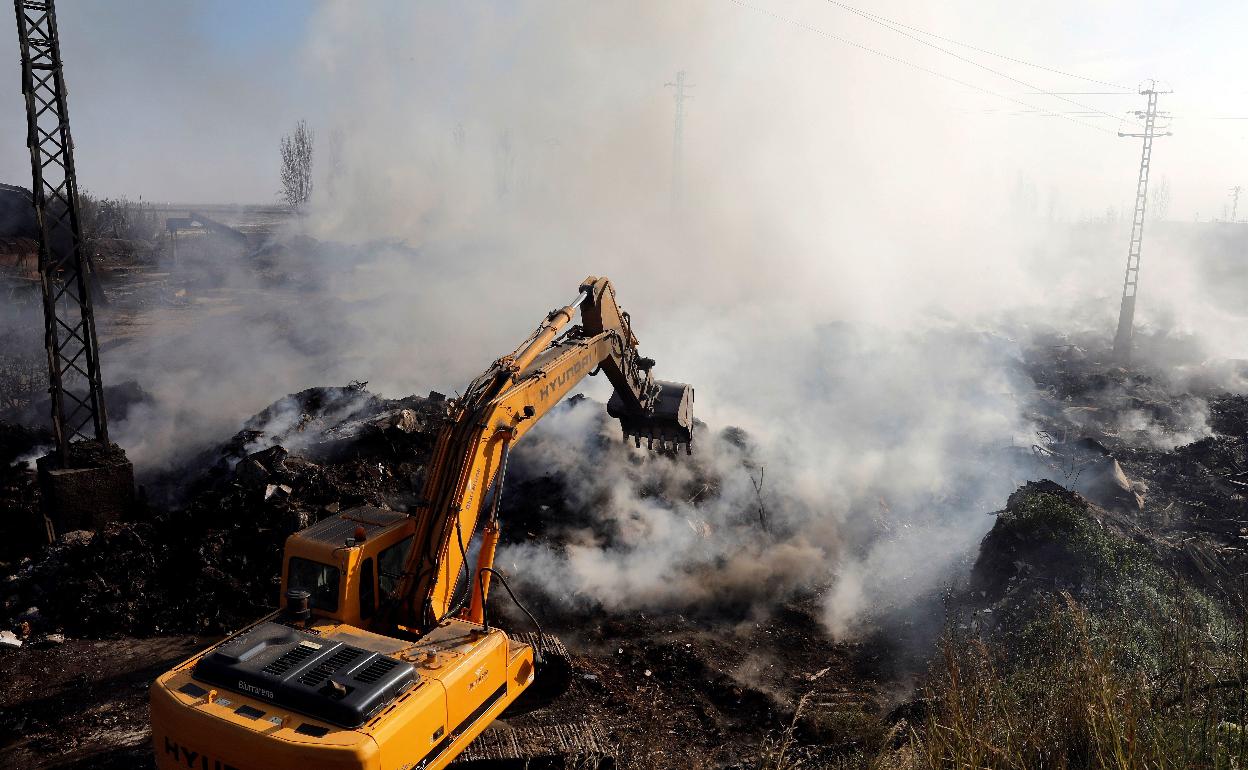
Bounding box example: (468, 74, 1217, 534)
(963, 344, 1248, 640)
(0, 422, 49, 563)
(1013, 343, 1248, 516)
(0, 383, 742, 641)
(1112, 397, 1248, 605)
(1, 331, 1247, 652)
(0, 384, 453, 637)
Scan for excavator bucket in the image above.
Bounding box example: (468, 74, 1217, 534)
(608, 380, 695, 453)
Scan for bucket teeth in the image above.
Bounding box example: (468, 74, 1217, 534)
(621, 432, 693, 456)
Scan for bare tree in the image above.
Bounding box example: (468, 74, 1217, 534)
(452, 122, 465, 154)
(279, 120, 314, 211)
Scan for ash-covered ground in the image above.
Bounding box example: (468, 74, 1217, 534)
(2, 329, 1247, 767)
(2, 220, 1248, 769)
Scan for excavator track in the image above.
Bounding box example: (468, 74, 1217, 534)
(511, 631, 572, 661)
(501, 632, 574, 716)
(450, 633, 614, 769)
(451, 720, 615, 769)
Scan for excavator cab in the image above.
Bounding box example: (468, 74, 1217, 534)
(276, 507, 416, 629)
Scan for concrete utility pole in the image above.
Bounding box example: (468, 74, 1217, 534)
(1230, 186, 1242, 222)
(1111, 81, 1172, 365)
(665, 70, 692, 210)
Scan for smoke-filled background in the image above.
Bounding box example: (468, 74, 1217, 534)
(2, 1, 1247, 637)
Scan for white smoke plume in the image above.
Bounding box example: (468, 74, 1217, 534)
(496, 323, 1033, 637)
(2, 2, 1246, 637)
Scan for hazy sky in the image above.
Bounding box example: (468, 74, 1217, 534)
(0, 1, 1244, 219)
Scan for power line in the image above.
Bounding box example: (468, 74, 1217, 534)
(820, 0, 1133, 92)
(1169, 115, 1248, 121)
(725, 0, 1119, 136)
(821, 0, 1139, 127)
(977, 111, 1123, 117)
(727, 0, 1118, 135)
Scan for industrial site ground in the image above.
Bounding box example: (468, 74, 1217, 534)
(3, 213, 1248, 769)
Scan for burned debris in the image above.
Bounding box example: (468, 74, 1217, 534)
(1, 385, 451, 638)
(2, 317, 1248, 768)
(2, 334, 1245, 641)
(0, 2, 1241, 768)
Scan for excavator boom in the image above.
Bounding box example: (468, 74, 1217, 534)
(398, 276, 694, 629)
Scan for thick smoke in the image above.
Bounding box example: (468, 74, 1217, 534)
(3, 3, 1247, 637)
(499, 325, 1033, 638)
(281, 3, 1247, 637)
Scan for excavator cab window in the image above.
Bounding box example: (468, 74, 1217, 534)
(288, 557, 340, 612)
(378, 535, 413, 604)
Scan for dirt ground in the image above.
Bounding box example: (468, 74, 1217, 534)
(0, 602, 892, 770)
(3, 223, 1247, 769)
(517, 598, 892, 769)
(0, 636, 206, 769)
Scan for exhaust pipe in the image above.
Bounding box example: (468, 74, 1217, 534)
(285, 588, 311, 624)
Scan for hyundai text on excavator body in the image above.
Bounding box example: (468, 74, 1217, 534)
(150, 277, 694, 770)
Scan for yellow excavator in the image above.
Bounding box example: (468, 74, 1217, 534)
(150, 276, 694, 770)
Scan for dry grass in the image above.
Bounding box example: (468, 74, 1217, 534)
(753, 589, 1248, 770)
(753, 693, 814, 770)
(911, 593, 1248, 770)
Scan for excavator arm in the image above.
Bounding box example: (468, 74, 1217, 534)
(395, 276, 694, 631)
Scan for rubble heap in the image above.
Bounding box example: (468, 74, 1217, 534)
(971, 480, 1159, 611)
(1009, 342, 1248, 607)
(2, 334, 1246, 652)
(1, 385, 450, 637)
(0, 422, 49, 563)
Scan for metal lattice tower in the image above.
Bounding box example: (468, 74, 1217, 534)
(1112, 82, 1171, 365)
(665, 70, 692, 210)
(14, 0, 109, 463)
